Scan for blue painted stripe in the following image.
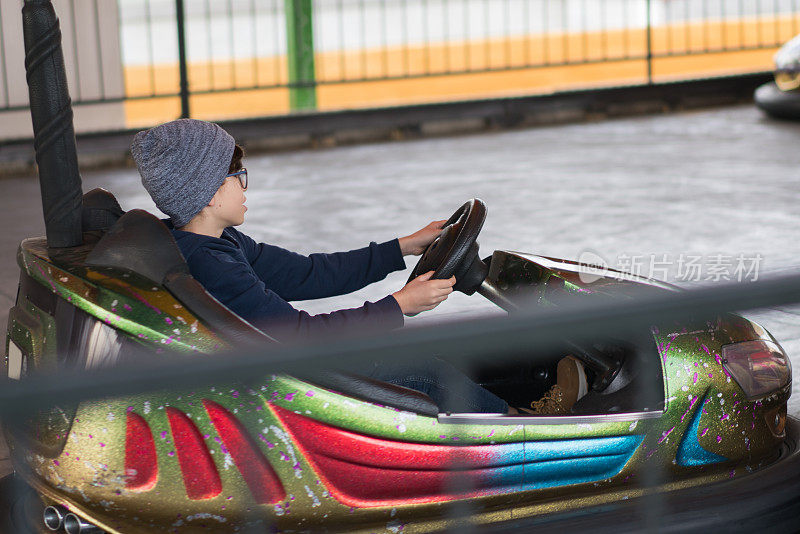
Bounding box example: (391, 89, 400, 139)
(485, 435, 641, 466)
(676, 399, 727, 467)
(520, 454, 634, 490)
(523, 435, 642, 461)
(482, 435, 643, 490)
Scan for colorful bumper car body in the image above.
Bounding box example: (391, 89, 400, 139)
(3, 196, 796, 533)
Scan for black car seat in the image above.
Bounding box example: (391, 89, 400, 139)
(77, 189, 439, 416)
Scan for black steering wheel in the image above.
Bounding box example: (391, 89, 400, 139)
(407, 199, 489, 295)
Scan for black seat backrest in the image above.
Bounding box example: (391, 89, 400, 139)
(85, 208, 189, 283)
(82, 188, 124, 232)
(84, 208, 274, 346)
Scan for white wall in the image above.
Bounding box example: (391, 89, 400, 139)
(0, 0, 126, 141)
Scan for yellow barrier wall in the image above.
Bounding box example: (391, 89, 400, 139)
(123, 15, 798, 127)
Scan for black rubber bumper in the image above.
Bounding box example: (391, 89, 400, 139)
(754, 81, 800, 120)
(0, 472, 46, 534)
(488, 415, 800, 534)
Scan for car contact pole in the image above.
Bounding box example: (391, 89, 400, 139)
(21, 0, 83, 249)
(176, 0, 190, 119)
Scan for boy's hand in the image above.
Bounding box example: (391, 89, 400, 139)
(392, 271, 456, 316)
(398, 220, 447, 256)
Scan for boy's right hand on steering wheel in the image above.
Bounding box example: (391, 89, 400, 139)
(392, 271, 456, 316)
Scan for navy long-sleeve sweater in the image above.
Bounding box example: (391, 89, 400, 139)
(171, 225, 407, 337)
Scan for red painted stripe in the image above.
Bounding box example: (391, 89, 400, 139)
(272, 405, 489, 468)
(124, 412, 158, 492)
(203, 400, 286, 504)
(166, 407, 222, 500)
(269, 405, 497, 507)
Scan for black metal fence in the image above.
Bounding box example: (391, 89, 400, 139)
(0, 0, 799, 123)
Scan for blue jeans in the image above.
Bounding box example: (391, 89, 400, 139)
(367, 357, 508, 414)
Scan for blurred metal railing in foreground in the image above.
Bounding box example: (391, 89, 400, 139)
(0, 0, 799, 129)
(1, 272, 798, 414)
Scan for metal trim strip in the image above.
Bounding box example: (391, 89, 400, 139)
(438, 410, 664, 425)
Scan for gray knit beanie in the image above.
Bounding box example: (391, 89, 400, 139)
(131, 119, 236, 227)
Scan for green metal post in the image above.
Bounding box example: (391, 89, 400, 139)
(285, 0, 317, 111)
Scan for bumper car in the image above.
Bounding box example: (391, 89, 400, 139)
(3, 195, 798, 534)
(3, 2, 798, 533)
(755, 33, 800, 119)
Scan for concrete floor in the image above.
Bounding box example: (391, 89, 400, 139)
(2, 103, 799, 477)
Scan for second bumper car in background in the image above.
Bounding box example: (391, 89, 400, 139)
(755, 34, 800, 119)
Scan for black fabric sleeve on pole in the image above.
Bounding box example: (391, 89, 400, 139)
(22, 0, 83, 249)
(176, 0, 190, 119)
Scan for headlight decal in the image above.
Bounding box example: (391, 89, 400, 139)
(721, 340, 791, 399)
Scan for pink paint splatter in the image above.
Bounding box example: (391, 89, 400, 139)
(681, 396, 699, 422)
(123, 303, 132, 311)
(165, 317, 173, 325)
(36, 264, 58, 292)
(693, 372, 698, 384)
(128, 290, 162, 314)
(305, 391, 315, 397)
(658, 426, 675, 444)
(716, 435, 722, 443)
(53, 460, 60, 466)
(284, 392, 296, 401)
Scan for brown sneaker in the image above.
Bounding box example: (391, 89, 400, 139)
(556, 355, 588, 411)
(528, 356, 588, 415)
(528, 384, 567, 414)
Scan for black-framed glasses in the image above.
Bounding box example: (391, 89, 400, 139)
(226, 168, 248, 190)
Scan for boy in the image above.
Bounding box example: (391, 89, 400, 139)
(132, 119, 512, 413)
